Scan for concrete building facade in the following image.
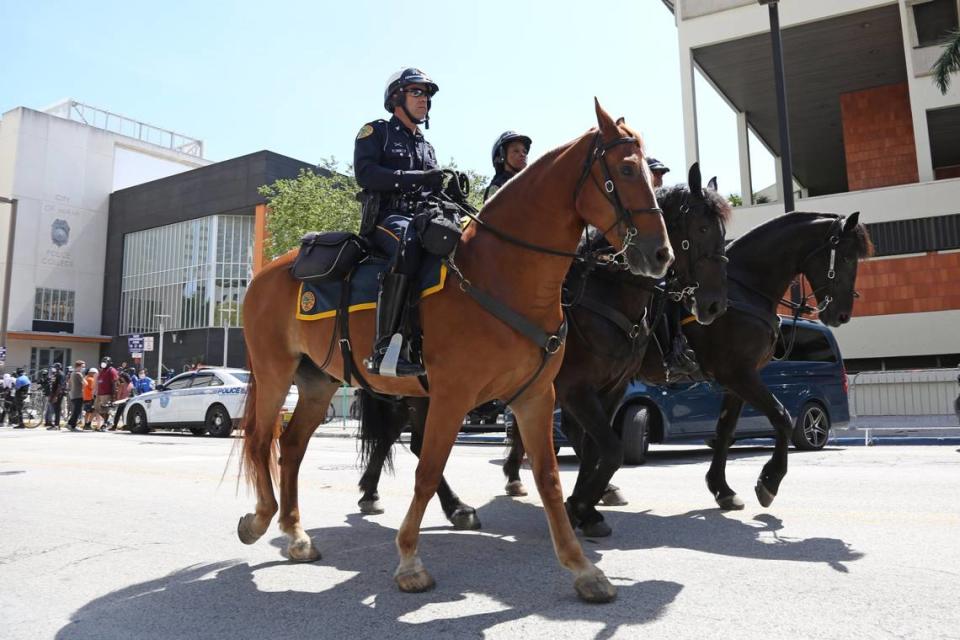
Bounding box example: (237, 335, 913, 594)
(665, 0, 960, 370)
(0, 101, 208, 373)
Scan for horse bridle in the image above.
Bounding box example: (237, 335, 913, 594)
(574, 132, 664, 260)
(664, 194, 728, 303)
(793, 216, 848, 315)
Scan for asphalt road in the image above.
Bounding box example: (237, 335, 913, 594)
(1, 427, 959, 640)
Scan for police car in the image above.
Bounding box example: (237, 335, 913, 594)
(125, 368, 298, 437)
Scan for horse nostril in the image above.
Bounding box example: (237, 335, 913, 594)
(655, 247, 673, 265)
(708, 301, 721, 316)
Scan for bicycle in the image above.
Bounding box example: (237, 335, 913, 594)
(20, 386, 48, 428)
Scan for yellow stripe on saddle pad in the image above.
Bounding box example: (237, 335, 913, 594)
(295, 263, 448, 321)
(680, 314, 698, 326)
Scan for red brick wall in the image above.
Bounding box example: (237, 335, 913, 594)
(840, 83, 919, 191)
(853, 252, 960, 316)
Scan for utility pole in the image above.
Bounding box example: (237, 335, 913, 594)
(155, 314, 170, 382)
(759, 0, 795, 212)
(0, 196, 19, 358)
(220, 308, 230, 367)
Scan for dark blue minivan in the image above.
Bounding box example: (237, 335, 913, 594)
(612, 317, 850, 464)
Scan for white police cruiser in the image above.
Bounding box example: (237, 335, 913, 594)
(125, 368, 297, 437)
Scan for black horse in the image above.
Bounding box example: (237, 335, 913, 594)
(507, 209, 873, 523)
(357, 164, 731, 534)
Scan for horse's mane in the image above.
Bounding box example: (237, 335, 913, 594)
(728, 211, 874, 258)
(656, 184, 733, 225)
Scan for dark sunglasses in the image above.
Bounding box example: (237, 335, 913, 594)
(403, 87, 432, 98)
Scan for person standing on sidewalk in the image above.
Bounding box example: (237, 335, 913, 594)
(66, 361, 86, 431)
(108, 373, 133, 431)
(45, 363, 66, 430)
(95, 358, 118, 430)
(82, 367, 97, 430)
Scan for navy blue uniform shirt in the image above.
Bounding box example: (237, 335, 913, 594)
(354, 116, 439, 200)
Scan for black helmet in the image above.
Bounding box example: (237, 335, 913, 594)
(15, 368, 24, 376)
(53, 362, 62, 370)
(646, 157, 670, 174)
(491, 131, 532, 169)
(383, 68, 439, 112)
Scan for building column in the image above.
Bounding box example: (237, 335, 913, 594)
(897, 0, 934, 183)
(736, 111, 752, 203)
(679, 47, 700, 170)
(774, 156, 784, 203)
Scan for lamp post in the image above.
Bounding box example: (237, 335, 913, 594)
(0, 196, 19, 358)
(154, 314, 170, 381)
(759, 0, 795, 212)
(220, 308, 230, 367)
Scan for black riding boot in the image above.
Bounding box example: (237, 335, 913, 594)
(366, 272, 425, 377)
(658, 309, 698, 378)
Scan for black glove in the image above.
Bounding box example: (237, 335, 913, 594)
(397, 168, 445, 192)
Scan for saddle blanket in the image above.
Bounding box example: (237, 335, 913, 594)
(296, 256, 448, 321)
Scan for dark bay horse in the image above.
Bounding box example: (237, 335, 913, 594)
(237, 100, 671, 602)
(356, 166, 731, 538)
(509, 210, 873, 516)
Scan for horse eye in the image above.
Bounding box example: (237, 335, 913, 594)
(620, 165, 634, 177)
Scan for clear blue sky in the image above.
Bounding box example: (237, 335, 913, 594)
(0, 0, 773, 194)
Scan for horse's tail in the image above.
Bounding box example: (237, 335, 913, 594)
(358, 389, 405, 476)
(239, 360, 280, 493)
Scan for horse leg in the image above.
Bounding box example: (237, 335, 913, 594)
(357, 395, 406, 515)
(561, 389, 622, 537)
(394, 392, 473, 593)
(502, 415, 528, 496)
(705, 392, 746, 510)
(406, 399, 480, 530)
(511, 389, 616, 603)
(725, 376, 793, 507)
(276, 366, 340, 561)
(238, 359, 299, 547)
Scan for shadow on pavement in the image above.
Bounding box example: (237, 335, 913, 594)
(57, 500, 681, 640)
(58, 493, 862, 639)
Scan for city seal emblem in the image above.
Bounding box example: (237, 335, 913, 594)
(300, 290, 316, 313)
(356, 124, 374, 140)
(51, 219, 71, 247)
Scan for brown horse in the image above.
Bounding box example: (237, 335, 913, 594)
(236, 100, 672, 603)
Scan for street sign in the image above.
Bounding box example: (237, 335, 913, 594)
(143, 336, 154, 352)
(128, 334, 144, 352)
(131, 352, 142, 360)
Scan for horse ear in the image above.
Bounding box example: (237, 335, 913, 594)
(594, 97, 617, 138)
(688, 162, 702, 195)
(843, 211, 860, 234)
(708, 176, 718, 192)
(615, 116, 625, 126)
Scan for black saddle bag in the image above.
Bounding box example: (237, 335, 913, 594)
(290, 231, 369, 283)
(415, 205, 462, 257)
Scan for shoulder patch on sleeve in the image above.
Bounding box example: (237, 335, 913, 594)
(356, 124, 375, 140)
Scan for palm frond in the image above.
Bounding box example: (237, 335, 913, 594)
(933, 29, 960, 94)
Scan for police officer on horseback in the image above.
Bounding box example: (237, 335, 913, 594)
(355, 67, 443, 377)
(483, 131, 532, 203)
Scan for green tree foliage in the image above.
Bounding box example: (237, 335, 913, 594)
(727, 193, 743, 207)
(258, 159, 360, 260)
(933, 29, 960, 94)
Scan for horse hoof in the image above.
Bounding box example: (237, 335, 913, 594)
(580, 520, 613, 538)
(505, 480, 527, 497)
(755, 480, 776, 508)
(237, 514, 263, 545)
(574, 571, 617, 603)
(449, 507, 481, 530)
(600, 487, 628, 506)
(716, 494, 745, 511)
(287, 537, 321, 562)
(359, 499, 384, 515)
(395, 568, 435, 593)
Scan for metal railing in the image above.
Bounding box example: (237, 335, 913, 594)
(43, 100, 204, 158)
(847, 368, 960, 444)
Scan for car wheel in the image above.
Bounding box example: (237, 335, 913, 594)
(792, 402, 830, 450)
(128, 405, 149, 435)
(206, 404, 233, 438)
(189, 428, 206, 436)
(620, 404, 651, 465)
